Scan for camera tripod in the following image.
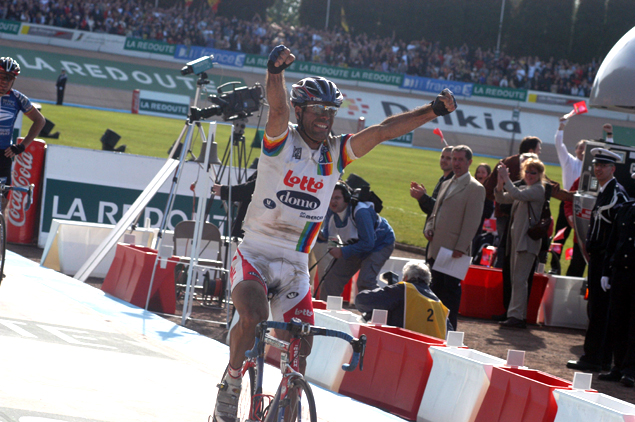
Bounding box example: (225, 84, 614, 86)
(144, 72, 236, 327)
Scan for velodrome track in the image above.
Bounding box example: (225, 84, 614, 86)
(0, 251, 402, 422)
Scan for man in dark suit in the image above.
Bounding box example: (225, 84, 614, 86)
(568, 148, 630, 372)
(598, 181, 635, 387)
(56, 69, 67, 105)
(410, 145, 453, 224)
(424, 145, 485, 329)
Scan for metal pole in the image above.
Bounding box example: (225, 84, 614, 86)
(325, 0, 331, 30)
(495, 0, 506, 59)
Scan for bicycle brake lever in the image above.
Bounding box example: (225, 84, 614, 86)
(25, 184, 34, 211)
(357, 335, 366, 371)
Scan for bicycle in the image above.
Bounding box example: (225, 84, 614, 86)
(218, 318, 366, 422)
(0, 181, 34, 284)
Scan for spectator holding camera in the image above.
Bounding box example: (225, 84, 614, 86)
(355, 260, 451, 339)
(318, 181, 395, 300)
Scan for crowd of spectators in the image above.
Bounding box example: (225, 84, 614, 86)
(1, 0, 600, 96)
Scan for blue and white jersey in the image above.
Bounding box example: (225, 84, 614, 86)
(0, 89, 33, 149)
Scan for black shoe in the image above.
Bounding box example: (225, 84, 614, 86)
(491, 313, 508, 322)
(566, 359, 602, 372)
(602, 363, 612, 372)
(598, 370, 622, 382)
(499, 317, 527, 329)
(621, 375, 635, 388)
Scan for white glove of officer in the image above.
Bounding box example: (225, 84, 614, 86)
(601, 276, 611, 292)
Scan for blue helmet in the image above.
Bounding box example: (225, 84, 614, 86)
(290, 76, 343, 107)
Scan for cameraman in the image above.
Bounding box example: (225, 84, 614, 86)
(318, 181, 395, 300)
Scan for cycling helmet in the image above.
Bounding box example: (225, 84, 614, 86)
(290, 76, 343, 107)
(0, 57, 20, 76)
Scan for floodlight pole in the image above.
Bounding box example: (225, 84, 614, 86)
(495, 0, 506, 59)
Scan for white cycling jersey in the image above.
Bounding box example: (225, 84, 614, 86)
(242, 124, 357, 253)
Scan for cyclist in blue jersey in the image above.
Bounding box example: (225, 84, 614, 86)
(0, 57, 45, 211)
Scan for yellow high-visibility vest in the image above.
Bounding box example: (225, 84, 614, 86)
(401, 281, 449, 340)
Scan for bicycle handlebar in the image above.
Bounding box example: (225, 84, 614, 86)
(0, 183, 34, 211)
(246, 319, 366, 372)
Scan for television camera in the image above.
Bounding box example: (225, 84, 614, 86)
(190, 81, 263, 122)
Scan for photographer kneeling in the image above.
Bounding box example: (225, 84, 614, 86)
(318, 181, 395, 300)
(355, 260, 452, 339)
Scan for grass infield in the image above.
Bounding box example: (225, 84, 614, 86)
(33, 104, 575, 273)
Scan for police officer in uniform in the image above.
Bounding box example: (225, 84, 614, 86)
(598, 172, 635, 387)
(567, 148, 630, 372)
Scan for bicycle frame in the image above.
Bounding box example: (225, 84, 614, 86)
(242, 318, 366, 422)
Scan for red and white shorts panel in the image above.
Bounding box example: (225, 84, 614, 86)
(230, 239, 315, 324)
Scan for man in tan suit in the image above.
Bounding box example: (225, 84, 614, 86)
(425, 145, 485, 329)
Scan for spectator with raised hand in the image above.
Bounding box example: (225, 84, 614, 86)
(494, 158, 546, 329)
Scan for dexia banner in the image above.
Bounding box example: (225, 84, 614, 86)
(38, 142, 251, 248)
(1, 46, 244, 95)
(335, 87, 560, 144)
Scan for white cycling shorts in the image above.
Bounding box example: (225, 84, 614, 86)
(230, 238, 315, 324)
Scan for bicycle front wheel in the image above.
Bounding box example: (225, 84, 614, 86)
(277, 378, 317, 422)
(0, 213, 6, 285)
(237, 365, 256, 422)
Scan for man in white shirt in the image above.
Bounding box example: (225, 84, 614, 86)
(551, 118, 614, 272)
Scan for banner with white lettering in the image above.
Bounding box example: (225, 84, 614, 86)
(38, 141, 254, 247)
(138, 90, 190, 118)
(174, 45, 246, 68)
(1, 46, 245, 96)
(401, 75, 474, 97)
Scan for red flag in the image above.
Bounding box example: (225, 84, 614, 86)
(553, 227, 568, 242)
(433, 128, 443, 138)
(573, 101, 588, 114)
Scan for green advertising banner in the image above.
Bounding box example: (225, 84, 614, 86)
(472, 84, 527, 101)
(2, 46, 243, 95)
(245, 54, 403, 86)
(0, 19, 20, 34)
(124, 37, 176, 56)
(41, 179, 227, 234)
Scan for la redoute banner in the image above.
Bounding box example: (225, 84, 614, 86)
(37, 143, 253, 248)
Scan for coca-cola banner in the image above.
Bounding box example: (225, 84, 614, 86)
(7, 139, 46, 244)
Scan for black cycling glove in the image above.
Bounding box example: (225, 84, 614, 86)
(430, 88, 457, 116)
(10, 144, 25, 155)
(267, 45, 292, 74)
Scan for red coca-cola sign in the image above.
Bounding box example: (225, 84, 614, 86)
(7, 139, 46, 244)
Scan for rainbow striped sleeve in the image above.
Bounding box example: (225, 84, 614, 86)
(296, 221, 323, 253)
(263, 129, 289, 157)
(337, 134, 358, 173)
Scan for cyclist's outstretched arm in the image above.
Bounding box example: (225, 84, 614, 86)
(5, 107, 45, 159)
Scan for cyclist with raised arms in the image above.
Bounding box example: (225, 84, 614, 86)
(213, 45, 457, 422)
(0, 57, 45, 212)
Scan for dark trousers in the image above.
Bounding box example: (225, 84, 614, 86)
(550, 201, 571, 268)
(566, 241, 587, 277)
(430, 264, 462, 330)
(56, 87, 65, 105)
(493, 215, 509, 269)
(609, 268, 635, 376)
(582, 253, 612, 366)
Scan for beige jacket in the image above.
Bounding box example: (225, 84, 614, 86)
(494, 180, 545, 255)
(425, 174, 486, 260)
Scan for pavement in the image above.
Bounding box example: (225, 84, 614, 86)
(0, 251, 403, 422)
